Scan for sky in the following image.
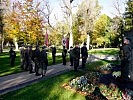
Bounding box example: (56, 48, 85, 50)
(48, 0, 127, 25)
(10, 0, 127, 25)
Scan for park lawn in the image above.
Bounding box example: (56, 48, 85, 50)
(89, 48, 119, 55)
(0, 52, 69, 77)
(0, 60, 119, 100)
(0, 52, 22, 77)
(0, 71, 86, 100)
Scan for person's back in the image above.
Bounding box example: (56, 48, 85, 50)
(73, 46, 80, 59)
(52, 47, 56, 55)
(73, 44, 80, 71)
(33, 46, 41, 76)
(81, 46, 88, 58)
(34, 47, 40, 61)
(40, 49, 48, 66)
(40, 46, 48, 77)
(62, 47, 67, 57)
(9, 48, 16, 66)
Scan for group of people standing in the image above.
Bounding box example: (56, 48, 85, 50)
(62, 42, 88, 71)
(20, 45, 48, 77)
(9, 42, 88, 77)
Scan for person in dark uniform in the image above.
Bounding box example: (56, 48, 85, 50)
(51, 45, 56, 64)
(28, 46, 34, 73)
(62, 46, 67, 65)
(40, 46, 48, 77)
(121, 37, 132, 81)
(34, 45, 41, 76)
(20, 45, 25, 70)
(24, 46, 29, 71)
(73, 43, 80, 71)
(9, 47, 16, 66)
(81, 42, 88, 69)
(68, 46, 74, 66)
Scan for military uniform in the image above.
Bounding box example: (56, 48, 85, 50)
(9, 48, 16, 66)
(20, 46, 25, 70)
(28, 46, 34, 73)
(40, 46, 48, 77)
(81, 43, 88, 69)
(51, 46, 56, 64)
(62, 46, 67, 65)
(34, 46, 41, 76)
(121, 37, 132, 81)
(68, 46, 74, 66)
(73, 45, 80, 71)
(24, 46, 30, 71)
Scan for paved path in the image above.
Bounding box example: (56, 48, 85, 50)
(0, 54, 118, 95)
(0, 63, 73, 95)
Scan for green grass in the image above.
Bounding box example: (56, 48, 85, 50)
(0, 52, 22, 77)
(89, 48, 119, 55)
(0, 60, 119, 100)
(86, 60, 120, 71)
(0, 52, 69, 77)
(0, 71, 85, 100)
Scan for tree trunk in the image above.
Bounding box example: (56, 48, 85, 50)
(14, 37, 19, 51)
(0, 34, 3, 53)
(87, 33, 90, 50)
(69, 1, 73, 49)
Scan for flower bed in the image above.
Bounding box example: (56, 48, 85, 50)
(62, 64, 133, 99)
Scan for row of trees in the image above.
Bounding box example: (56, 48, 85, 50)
(0, 0, 133, 52)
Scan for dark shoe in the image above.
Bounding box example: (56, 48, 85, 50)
(41, 74, 45, 77)
(29, 71, 34, 74)
(35, 73, 41, 76)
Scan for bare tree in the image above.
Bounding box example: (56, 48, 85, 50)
(61, 0, 74, 48)
(112, 0, 126, 17)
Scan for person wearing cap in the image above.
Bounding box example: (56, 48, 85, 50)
(68, 46, 74, 66)
(121, 37, 132, 81)
(40, 46, 48, 77)
(51, 45, 56, 64)
(81, 42, 88, 69)
(73, 43, 80, 71)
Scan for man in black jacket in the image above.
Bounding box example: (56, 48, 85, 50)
(40, 46, 48, 77)
(34, 45, 41, 76)
(81, 42, 88, 69)
(73, 43, 80, 71)
(121, 37, 132, 81)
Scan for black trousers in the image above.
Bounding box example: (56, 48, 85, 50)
(70, 57, 73, 66)
(35, 60, 40, 74)
(62, 56, 66, 65)
(10, 58, 15, 66)
(82, 57, 87, 68)
(29, 61, 33, 73)
(74, 59, 79, 71)
(52, 54, 56, 64)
